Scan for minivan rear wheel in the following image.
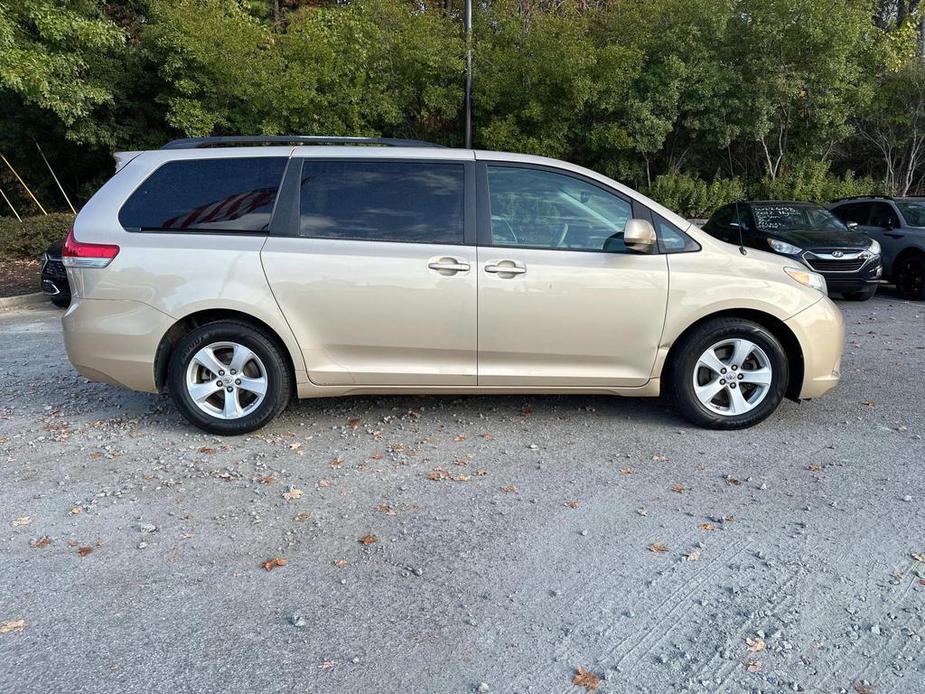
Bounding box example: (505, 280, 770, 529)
(168, 321, 291, 435)
(669, 318, 789, 429)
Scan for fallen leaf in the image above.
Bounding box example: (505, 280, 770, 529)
(745, 659, 761, 673)
(481, 432, 493, 440)
(30, 536, 52, 549)
(520, 405, 533, 417)
(289, 442, 302, 451)
(11, 516, 31, 527)
(474, 468, 489, 476)
(333, 558, 348, 568)
(649, 542, 669, 554)
(282, 488, 303, 501)
(319, 660, 337, 670)
(317, 479, 332, 488)
(198, 446, 216, 454)
(619, 467, 634, 475)
(427, 469, 449, 481)
(652, 454, 669, 462)
(746, 636, 766, 653)
(347, 418, 360, 429)
(637, 508, 648, 517)
(0, 619, 25, 634)
(328, 457, 344, 468)
(564, 500, 579, 509)
(853, 682, 875, 694)
(359, 534, 378, 546)
(262, 557, 287, 571)
(77, 546, 93, 557)
(255, 475, 276, 485)
(377, 503, 397, 516)
(808, 463, 823, 472)
(453, 434, 466, 441)
(725, 476, 741, 486)
(450, 474, 471, 482)
(671, 483, 686, 494)
(683, 549, 701, 561)
(499, 485, 517, 493)
(68, 507, 81, 516)
(862, 400, 876, 407)
(699, 522, 715, 531)
(911, 553, 925, 563)
(572, 665, 600, 691)
(292, 511, 312, 522)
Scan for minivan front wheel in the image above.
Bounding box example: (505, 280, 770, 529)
(669, 319, 789, 429)
(168, 321, 292, 434)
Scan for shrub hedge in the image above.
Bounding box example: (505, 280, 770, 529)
(0, 213, 75, 259)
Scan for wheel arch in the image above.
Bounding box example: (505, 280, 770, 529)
(663, 309, 805, 401)
(154, 309, 298, 393)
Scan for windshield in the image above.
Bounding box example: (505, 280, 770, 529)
(752, 204, 847, 232)
(897, 201, 925, 227)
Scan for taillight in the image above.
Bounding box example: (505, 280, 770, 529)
(62, 229, 119, 268)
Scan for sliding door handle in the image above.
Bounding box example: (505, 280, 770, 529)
(428, 258, 471, 275)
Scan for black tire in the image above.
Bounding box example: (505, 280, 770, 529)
(894, 254, 925, 300)
(841, 286, 877, 301)
(668, 318, 789, 430)
(167, 320, 292, 435)
(50, 293, 71, 308)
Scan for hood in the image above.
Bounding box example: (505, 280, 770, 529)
(765, 227, 871, 250)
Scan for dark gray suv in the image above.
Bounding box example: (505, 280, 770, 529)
(829, 196, 925, 300)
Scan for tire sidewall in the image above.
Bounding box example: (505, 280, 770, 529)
(896, 256, 925, 300)
(673, 320, 789, 429)
(168, 322, 289, 435)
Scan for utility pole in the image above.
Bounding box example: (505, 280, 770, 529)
(464, 0, 473, 149)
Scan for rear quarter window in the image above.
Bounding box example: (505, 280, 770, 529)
(119, 157, 288, 233)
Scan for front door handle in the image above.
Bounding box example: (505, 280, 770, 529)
(485, 260, 527, 276)
(428, 258, 471, 275)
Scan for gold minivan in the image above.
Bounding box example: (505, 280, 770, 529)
(62, 136, 844, 434)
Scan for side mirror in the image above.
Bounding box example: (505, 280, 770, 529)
(624, 219, 657, 252)
(846, 221, 859, 230)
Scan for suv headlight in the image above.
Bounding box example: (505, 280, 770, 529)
(768, 238, 803, 255)
(785, 266, 827, 294)
(867, 239, 881, 256)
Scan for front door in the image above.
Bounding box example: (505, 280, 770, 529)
(476, 163, 669, 387)
(262, 157, 477, 386)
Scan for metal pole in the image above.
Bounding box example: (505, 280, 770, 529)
(0, 153, 47, 215)
(464, 0, 473, 149)
(35, 142, 76, 214)
(0, 187, 22, 222)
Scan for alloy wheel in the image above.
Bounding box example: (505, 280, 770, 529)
(185, 341, 268, 420)
(692, 338, 773, 416)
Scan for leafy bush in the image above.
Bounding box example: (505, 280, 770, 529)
(0, 213, 75, 259)
(644, 172, 746, 219)
(749, 162, 887, 203)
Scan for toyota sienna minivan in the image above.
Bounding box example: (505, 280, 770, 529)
(62, 136, 844, 434)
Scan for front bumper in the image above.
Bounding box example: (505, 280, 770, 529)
(785, 296, 845, 399)
(62, 298, 174, 393)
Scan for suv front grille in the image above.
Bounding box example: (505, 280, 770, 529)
(44, 258, 67, 279)
(804, 257, 866, 273)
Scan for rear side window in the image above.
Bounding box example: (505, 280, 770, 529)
(119, 157, 287, 232)
(298, 160, 465, 244)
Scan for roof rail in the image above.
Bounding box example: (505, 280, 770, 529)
(161, 135, 444, 150)
(830, 194, 895, 203)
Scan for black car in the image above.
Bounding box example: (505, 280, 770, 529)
(41, 239, 70, 307)
(703, 201, 882, 300)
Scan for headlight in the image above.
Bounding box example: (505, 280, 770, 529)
(867, 239, 881, 256)
(768, 238, 803, 255)
(785, 266, 827, 294)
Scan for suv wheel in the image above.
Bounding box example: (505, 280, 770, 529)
(895, 255, 925, 300)
(669, 319, 789, 429)
(842, 286, 877, 301)
(168, 321, 292, 434)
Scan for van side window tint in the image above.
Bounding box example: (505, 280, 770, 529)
(486, 166, 632, 252)
(119, 157, 287, 232)
(298, 161, 465, 244)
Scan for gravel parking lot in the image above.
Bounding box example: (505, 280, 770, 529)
(0, 293, 923, 694)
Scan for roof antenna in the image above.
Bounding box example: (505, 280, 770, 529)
(735, 200, 747, 255)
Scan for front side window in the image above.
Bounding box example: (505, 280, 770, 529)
(298, 160, 465, 244)
(119, 157, 287, 232)
(870, 202, 901, 229)
(486, 166, 633, 252)
(831, 202, 870, 225)
(751, 204, 847, 232)
(897, 200, 925, 228)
